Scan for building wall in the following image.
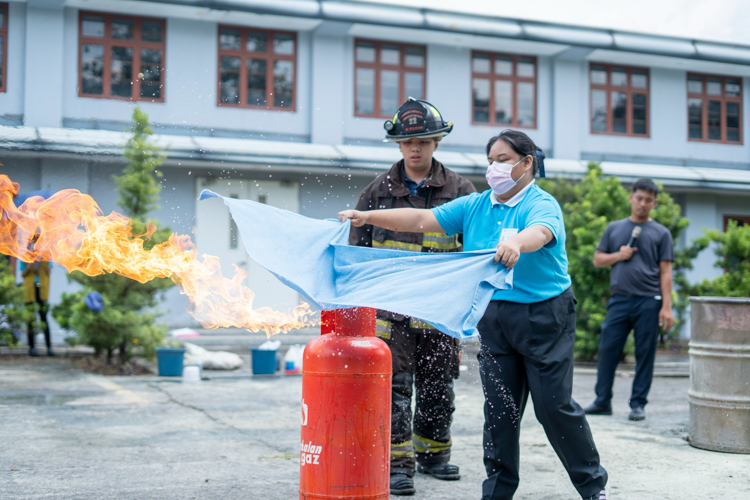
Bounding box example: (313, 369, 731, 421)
(683, 193, 721, 285)
(0, 2, 26, 125)
(310, 29, 346, 145)
(550, 55, 581, 160)
(341, 41, 552, 152)
(580, 65, 750, 166)
(298, 171, 370, 220)
(61, 9, 313, 140)
(1, 157, 40, 190)
(31, 5, 560, 152)
(5, 4, 748, 167)
(23, 5, 65, 128)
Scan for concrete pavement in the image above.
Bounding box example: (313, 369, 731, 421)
(0, 349, 747, 499)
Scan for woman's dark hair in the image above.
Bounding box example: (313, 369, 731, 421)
(485, 129, 546, 177)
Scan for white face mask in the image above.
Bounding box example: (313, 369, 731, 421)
(486, 158, 527, 197)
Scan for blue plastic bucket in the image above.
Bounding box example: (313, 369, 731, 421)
(156, 347, 185, 377)
(251, 348, 277, 375)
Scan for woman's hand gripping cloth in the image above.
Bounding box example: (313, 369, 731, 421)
(199, 190, 512, 340)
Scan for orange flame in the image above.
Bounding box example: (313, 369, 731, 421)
(0, 174, 317, 336)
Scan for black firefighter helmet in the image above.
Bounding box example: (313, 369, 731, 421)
(383, 98, 453, 142)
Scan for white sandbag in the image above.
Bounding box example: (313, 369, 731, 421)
(183, 342, 244, 370)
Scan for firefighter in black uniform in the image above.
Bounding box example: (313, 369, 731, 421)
(349, 98, 476, 496)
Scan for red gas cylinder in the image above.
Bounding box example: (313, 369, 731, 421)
(299, 307, 392, 500)
(320, 309, 336, 335)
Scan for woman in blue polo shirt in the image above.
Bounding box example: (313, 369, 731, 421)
(339, 130, 609, 500)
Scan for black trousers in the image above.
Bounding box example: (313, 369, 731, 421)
(27, 286, 51, 350)
(477, 288, 607, 500)
(594, 294, 662, 409)
(378, 316, 460, 476)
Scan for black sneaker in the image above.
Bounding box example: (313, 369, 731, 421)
(47, 348, 56, 357)
(28, 348, 40, 357)
(390, 473, 415, 495)
(585, 483, 610, 500)
(629, 406, 645, 421)
(416, 462, 460, 480)
(584, 403, 612, 415)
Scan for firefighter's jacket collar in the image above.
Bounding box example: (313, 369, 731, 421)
(384, 159, 448, 197)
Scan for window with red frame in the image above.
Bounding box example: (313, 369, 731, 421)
(78, 12, 165, 101)
(688, 74, 742, 144)
(590, 65, 649, 136)
(724, 215, 750, 231)
(471, 52, 536, 128)
(217, 27, 296, 110)
(354, 40, 425, 118)
(0, 3, 8, 93)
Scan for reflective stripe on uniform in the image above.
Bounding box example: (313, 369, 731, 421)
(391, 439, 415, 458)
(376, 319, 392, 340)
(412, 433, 451, 454)
(409, 318, 438, 330)
(372, 239, 422, 252)
(422, 232, 461, 250)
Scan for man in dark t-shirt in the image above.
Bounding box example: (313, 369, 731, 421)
(584, 178, 674, 421)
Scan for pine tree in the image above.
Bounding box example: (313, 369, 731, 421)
(53, 108, 174, 364)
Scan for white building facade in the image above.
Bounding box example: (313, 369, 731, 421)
(1, 0, 749, 330)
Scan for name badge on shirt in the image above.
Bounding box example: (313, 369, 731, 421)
(500, 228, 519, 242)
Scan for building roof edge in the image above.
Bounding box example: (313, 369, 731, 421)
(2, 126, 750, 192)
(136, 0, 750, 65)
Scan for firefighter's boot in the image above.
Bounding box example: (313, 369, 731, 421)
(390, 473, 416, 496)
(417, 462, 461, 480)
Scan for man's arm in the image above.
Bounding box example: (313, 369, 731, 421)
(659, 260, 675, 331)
(339, 208, 444, 234)
(593, 247, 637, 268)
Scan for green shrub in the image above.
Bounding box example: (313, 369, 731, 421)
(690, 220, 750, 298)
(539, 163, 690, 360)
(0, 258, 34, 347)
(59, 292, 166, 360)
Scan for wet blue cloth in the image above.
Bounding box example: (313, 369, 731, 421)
(199, 190, 513, 340)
